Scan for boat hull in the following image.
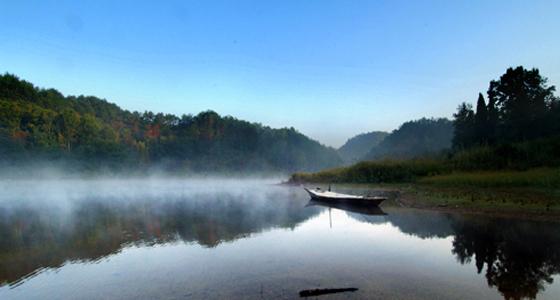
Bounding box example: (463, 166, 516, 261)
(304, 188, 386, 206)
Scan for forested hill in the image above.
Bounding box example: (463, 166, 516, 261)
(0, 73, 342, 173)
(338, 131, 388, 164)
(363, 118, 453, 160)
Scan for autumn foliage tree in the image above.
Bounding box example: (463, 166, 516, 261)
(0, 73, 341, 172)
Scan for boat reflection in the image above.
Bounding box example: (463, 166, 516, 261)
(305, 199, 387, 216)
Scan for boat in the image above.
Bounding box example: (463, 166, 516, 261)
(304, 187, 386, 206)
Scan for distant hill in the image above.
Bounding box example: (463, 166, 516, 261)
(0, 73, 342, 173)
(338, 131, 388, 164)
(363, 118, 453, 160)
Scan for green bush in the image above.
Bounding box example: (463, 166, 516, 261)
(419, 168, 560, 188)
(291, 137, 560, 184)
(450, 137, 560, 170)
(289, 159, 447, 183)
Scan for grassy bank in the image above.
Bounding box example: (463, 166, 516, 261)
(289, 143, 560, 216)
(290, 138, 560, 185)
(410, 168, 560, 216)
(290, 159, 448, 184)
(419, 168, 560, 188)
(305, 180, 560, 220)
(397, 183, 560, 217)
(291, 167, 560, 215)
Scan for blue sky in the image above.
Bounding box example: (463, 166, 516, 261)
(1, 1, 559, 147)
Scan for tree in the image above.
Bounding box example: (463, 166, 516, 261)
(474, 93, 488, 145)
(0, 73, 37, 102)
(0, 73, 343, 172)
(486, 85, 499, 144)
(453, 103, 475, 149)
(488, 66, 556, 142)
(549, 98, 560, 135)
(56, 109, 80, 150)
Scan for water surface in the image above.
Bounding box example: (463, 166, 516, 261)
(1, 179, 559, 299)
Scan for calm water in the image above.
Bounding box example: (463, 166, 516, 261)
(1, 179, 559, 300)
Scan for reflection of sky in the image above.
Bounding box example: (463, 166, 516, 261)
(1, 180, 559, 299)
(0, 208, 514, 300)
(543, 276, 560, 299)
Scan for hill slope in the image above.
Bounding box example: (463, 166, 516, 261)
(0, 73, 342, 173)
(338, 131, 388, 164)
(364, 118, 453, 160)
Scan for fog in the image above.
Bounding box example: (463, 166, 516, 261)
(0, 172, 305, 246)
(0, 176, 323, 287)
(0, 176, 296, 219)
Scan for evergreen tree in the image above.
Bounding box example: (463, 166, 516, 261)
(486, 84, 499, 144)
(452, 103, 475, 149)
(474, 93, 488, 144)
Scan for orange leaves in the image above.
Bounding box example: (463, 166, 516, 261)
(146, 124, 161, 139)
(12, 130, 27, 141)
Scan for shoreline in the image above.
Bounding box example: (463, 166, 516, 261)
(393, 189, 560, 223)
(287, 181, 560, 222)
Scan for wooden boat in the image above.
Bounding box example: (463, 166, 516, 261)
(304, 187, 386, 206)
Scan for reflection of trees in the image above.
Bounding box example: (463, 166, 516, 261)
(0, 194, 321, 286)
(451, 217, 560, 300)
(348, 208, 454, 239)
(3, 192, 560, 300)
(346, 207, 560, 299)
(385, 209, 454, 239)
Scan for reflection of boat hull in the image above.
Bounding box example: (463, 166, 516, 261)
(304, 188, 386, 206)
(307, 199, 387, 216)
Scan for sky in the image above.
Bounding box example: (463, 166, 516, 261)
(1, 1, 559, 147)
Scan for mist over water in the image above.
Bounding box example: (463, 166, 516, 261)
(0, 177, 284, 206)
(0, 177, 288, 227)
(0, 177, 309, 255)
(1, 178, 560, 299)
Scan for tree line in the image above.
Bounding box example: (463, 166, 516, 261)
(453, 66, 560, 149)
(0, 74, 341, 173)
(291, 66, 560, 184)
(2, 66, 557, 174)
(337, 131, 388, 164)
(364, 118, 453, 160)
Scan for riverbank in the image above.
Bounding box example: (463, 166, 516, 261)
(288, 168, 560, 221)
(392, 184, 560, 222)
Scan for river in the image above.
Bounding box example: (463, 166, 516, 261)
(1, 178, 559, 299)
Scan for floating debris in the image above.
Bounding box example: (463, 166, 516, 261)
(299, 287, 358, 297)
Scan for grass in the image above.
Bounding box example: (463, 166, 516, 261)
(401, 184, 560, 215)
(320, 181, 560, 217)
(290, 158, 447, 184)
(412, 168, 560, 214)
(291, 137, 560, 185)
(418, 168, 560, 188)
(292, 166, 560, 217)
(289, 139, 560, 216)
